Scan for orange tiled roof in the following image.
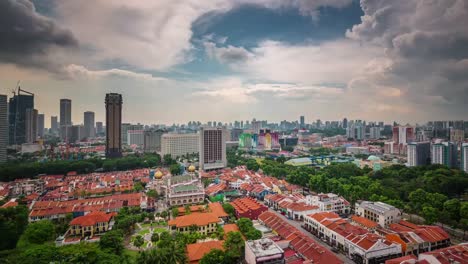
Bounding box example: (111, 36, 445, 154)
(208, 202, 228, 218)
(70, 211, 116, 226)
(186, 240, 224, 263)
(168, 213, 219, 228)
(223, 224, 239, 234)
(351, 215, 378, 229)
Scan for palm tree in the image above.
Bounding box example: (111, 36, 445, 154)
(162, 241, 187, 264)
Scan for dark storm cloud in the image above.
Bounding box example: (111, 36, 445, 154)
(347, 0, 468, 105)
(0, 0, 77, 68)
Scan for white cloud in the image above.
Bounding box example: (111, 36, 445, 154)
(52, 0, 354, 71)
(204, 41, 254, 65)
(63, 64, 168, 81)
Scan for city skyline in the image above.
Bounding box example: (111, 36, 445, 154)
(1, 0, 467, 124)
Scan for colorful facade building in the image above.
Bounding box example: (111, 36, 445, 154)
(239, 130, 280, 151)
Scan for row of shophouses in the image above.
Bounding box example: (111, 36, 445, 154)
(263, 193, 451, 264)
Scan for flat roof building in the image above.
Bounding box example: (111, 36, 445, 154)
(245, 238, 284, 264)
(161, 133, 199, 158)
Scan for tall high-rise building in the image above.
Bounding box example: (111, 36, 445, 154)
(449, 128, 464, 144)
(144, 129, 165, 153)
(230, 128, 243, 141)
(25, 108, 38, 143)
(60, 99, 72, 126)
(69, 125, 85, 143)
(369, 127, 381, 139)
(105, 93, 123, 158)
(121, 123, 144, 145)
(83, 111, 95, 139)
(252, 121, 262, 134)
(0, 95, 8, 163)
(407, 142, 431, 167)
(300, 116, 305, 128)
(386, 126, 415, 155)
(96, 121, 104, 136)
(342, 118, 348, 129)
(161, 133, 199, 158)
(8, 91, 34, 145)
(60, 99, 72, 140)
(462, 143, 468, 173)
(432, 142, 457, 168)
(50, 116, 58, 135)
(199, 126, 227, 171)
(37, 113, 44, 138)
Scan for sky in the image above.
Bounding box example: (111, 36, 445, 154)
(1, 0, 467, 126)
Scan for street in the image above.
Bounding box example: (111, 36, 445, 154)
(266, 208, 355, 264)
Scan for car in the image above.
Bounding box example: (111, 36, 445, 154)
(331, 247, 339, 253)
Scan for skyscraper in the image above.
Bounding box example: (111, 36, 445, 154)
(343, 118, 348, 129)
(96, 121, 104, 136)
(462, 143, 468, 173)
(8, 90, 34, 145)
(252, 121, 262, 134)
(60, 99, 72, 140)
(84, 111, 95, 139)
(144, 129, 165, 153)
(0, 95, 7, 163)
(432, 142, 457, 168)
(25, 108, 38, 143)
(105, 93, 122, 158)
(300, 116, 305, 128)
(37, 113, 45, 138)
(407, 142, 431, 167)
(50, 116, 58, 135)
(199, 126, 227, 171)
(60, 99, 72, 126)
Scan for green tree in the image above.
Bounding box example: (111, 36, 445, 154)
(443, 199, 461, 222)
(134, 235, 144, 249)
(422, 206, 438, 224)
(17, 220, 55, 248)
(147, 189, 158, 199)
(151, 233, 159, 243)
(163, 154, 175, 165)
(99, 229, 124, 255)
(200, 249, 227, 264)
(222, 203, 235, 217)
(0, 205, 29, 250)
(276, 156, 286, 164)
(172, 207, 179, 218)
(408, 189, 427, 212)
(134, 182, 144, 192)
(224, 232, 244, 259)
(170, 164, 181, 175)
(184, 204, 191, 215)
(246, 160, 260, 171)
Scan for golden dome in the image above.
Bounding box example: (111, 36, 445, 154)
(188, 165, 196, 172)
(155, 170, 163, 179)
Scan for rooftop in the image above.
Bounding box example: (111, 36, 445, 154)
(168, 213, 219, 228)
(186, 240, 224, 263)
(246, 238, 284, 258)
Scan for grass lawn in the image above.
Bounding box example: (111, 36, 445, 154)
(138, 229, 150, 236)
(140, 221, 167, 229)
(152, 227, 167, 233)
(124, 249, 139, 259)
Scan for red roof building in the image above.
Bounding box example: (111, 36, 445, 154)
(258, 211, 342, 264)
(230, 197, 268, 220)
(186, 240, 224, 264)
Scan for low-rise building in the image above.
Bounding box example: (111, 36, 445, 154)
(245, 238, 284, 264)
(304, 212, 402, 264)
(356, 201, 401, 228)
(306, 193, 350, 215)
(187, 240, 224, 264)
(10, 178, 44, 197)
(230, 197, 268, 220)
(168, 213, 220, 235)
(67, 211, 116, 238)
